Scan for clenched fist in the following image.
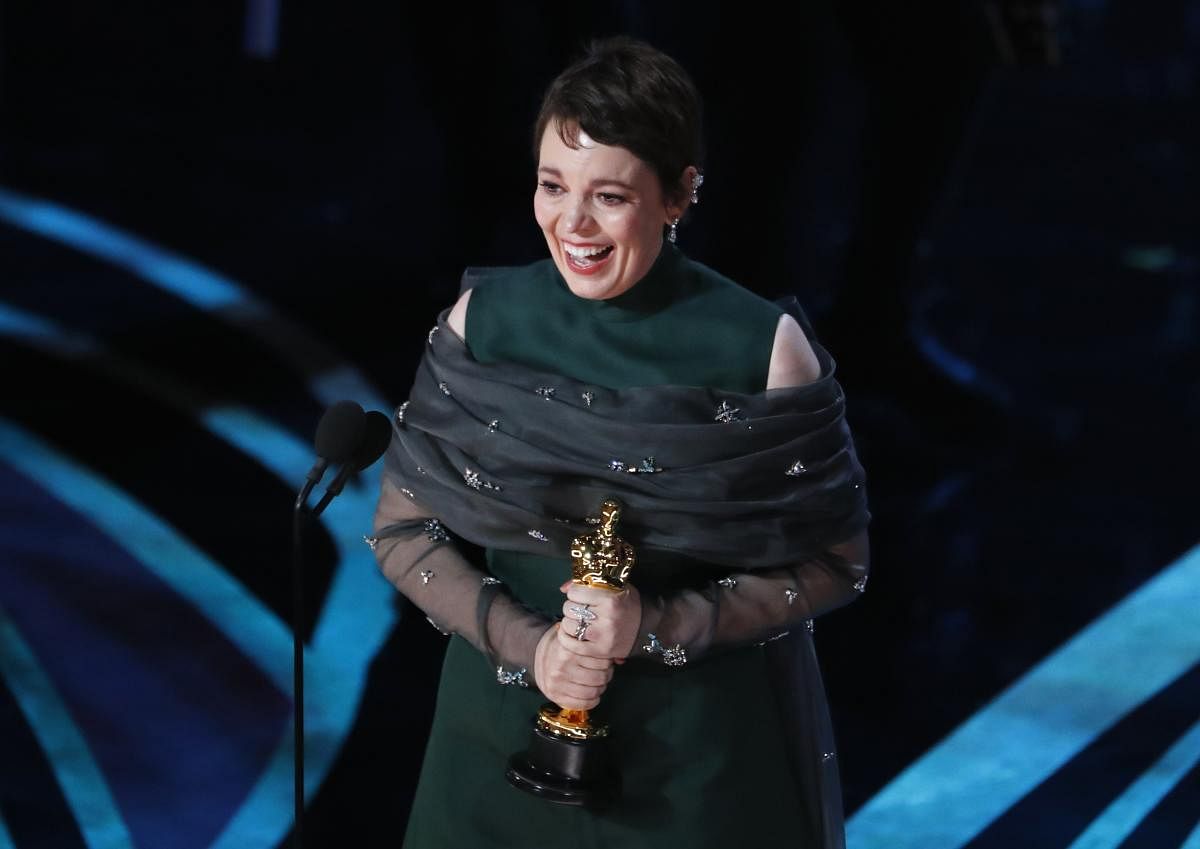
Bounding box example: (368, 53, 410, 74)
(533, 624, 614, 710)
(556, 580, 642, 661)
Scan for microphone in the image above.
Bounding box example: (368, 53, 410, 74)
(310, 410, 392, 516)
(295, 400, 366, 511)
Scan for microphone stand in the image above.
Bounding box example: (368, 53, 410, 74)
(288, 405, 387, 848)
(291, 487, 311, 849)
(290, 466, 356, 848)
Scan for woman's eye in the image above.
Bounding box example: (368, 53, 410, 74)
(538, 181, 563, 195)
(597, 193, 625, 205)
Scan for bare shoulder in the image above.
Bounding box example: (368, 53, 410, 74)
(446, 288, 473, 342)
(766, 313, 821, 389)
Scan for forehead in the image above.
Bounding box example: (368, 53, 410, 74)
(537, 124, 654, 186)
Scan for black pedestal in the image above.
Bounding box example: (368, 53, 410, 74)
(505, 724, 619, 809)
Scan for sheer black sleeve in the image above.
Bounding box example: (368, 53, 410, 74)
(631, 531, 870, 668)
(371, 477, 553, 689)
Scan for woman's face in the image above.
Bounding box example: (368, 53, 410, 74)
(534, 122, 681, 301)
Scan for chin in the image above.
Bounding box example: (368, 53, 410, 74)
(563, 274, 617, 300)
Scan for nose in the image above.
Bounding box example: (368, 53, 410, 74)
(562, 195, 592, 234)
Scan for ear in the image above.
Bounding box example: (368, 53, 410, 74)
(665, 165, 700, 222)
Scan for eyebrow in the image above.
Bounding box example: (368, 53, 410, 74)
(537, 166, 638, 193)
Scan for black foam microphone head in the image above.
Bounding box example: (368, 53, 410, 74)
(353, 410, 393, 471)
(314, 400, 366, 462)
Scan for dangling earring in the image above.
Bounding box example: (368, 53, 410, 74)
(668, 218, 680, 244)
(690, 172, 704, 204)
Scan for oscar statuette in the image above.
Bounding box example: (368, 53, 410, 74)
(505, 498, 636, 808)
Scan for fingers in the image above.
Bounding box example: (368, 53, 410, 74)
(556, 621, 615, 658)
(570, 652, 612, 671)
(567, 664, 613, 688)
(559, 581, 643, 660)
(563, 583, 627, 607)
(562, 598, 601, 623)
(538, 639, 611, 710)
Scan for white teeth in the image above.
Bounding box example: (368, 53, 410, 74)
(564, 243, 612, 258)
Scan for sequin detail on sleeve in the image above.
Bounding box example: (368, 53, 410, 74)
(643, 633, 687, 667)
(496, 666, 528, 687)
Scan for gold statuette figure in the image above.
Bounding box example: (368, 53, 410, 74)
(537, 498, 637, 739)
(506, 497, 637, 807)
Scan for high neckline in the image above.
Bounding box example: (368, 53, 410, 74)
(551, 241, 683, 323)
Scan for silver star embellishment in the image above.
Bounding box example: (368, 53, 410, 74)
(423, 519, 448, 542)
(635, 457, 661, 474)
(463, 468, 501, 492)
(714, 401, 743, 423)
(496, 666, 529, 687)
(643, 633, 687, 667)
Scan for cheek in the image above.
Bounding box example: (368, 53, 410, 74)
(598, 210, 637, 243)
(613, 209, 659, 249)
(533, 197, 555, 233)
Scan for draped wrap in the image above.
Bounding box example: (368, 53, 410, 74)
(384, 309, 869, 565)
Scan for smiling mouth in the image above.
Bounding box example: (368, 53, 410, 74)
(563, 244, 614, 271)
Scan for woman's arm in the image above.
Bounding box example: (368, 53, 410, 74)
(371, 477, 551, 685)
(628, 531, 869, 665)
(558, 532, 869, 666)
(374, 477, 617, 708)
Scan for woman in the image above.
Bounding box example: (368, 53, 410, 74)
(372, 36, 870, 849)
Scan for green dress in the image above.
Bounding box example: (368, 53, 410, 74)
(402, 244, 807, 848)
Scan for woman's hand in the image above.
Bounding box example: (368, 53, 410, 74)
(533, 624, 614, 710)
(557, 581, 642, 661)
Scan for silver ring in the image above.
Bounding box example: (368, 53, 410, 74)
(568, 604, 596, 622)
(572, 619, 590, 640)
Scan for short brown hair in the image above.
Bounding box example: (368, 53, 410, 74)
(533, 36, 704, 205)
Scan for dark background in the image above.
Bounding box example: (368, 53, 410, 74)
(1, 2, 1197, 847)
